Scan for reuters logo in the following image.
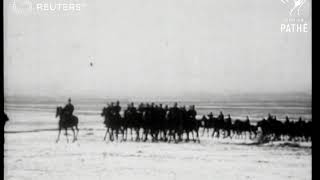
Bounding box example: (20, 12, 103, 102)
(11, 0, 33, 15)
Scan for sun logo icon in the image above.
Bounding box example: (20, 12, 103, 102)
(281, 0, 307, 16)
(11, 0, 33, 15)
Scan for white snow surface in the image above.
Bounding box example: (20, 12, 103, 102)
(4, 130, 311, 180)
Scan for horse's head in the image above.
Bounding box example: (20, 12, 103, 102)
(101, 107, 107, 116)
(56, 106, 63, 118)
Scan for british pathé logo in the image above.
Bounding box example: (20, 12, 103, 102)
(280, 0, 310, 33)
(281, 0, 307, 16)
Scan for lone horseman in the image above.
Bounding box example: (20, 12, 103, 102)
(63, 98, 74, 120)
(56, 98, 79, 142)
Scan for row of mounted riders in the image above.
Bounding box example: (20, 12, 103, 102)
(55, 101, 312, 143)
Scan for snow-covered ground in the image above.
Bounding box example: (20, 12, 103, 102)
(4, 129, 311, 180)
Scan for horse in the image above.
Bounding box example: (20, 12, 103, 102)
(167, 107, 180, 143)
(55, 106, 79, 143)
(123, 105, 142, 141)
(142, 106, 154, 142)
(211, 117, 224, 138)
(256, 117, 284, 141)
(3, 112, 9, 143)
(184, 118, 201, 143)
(200, 115, 211, 137)
(231, 119, 253, 139)
(184, 109, 200, 143)
(101, 107, 123, 141)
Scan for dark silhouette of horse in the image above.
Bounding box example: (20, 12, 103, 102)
(200, 115, 210, 136)
(223, 114, 232, 138)
(101, 106, 123, 141)
(3, 112, 9, 143)
(3, 112, 9, 126)
(231, 118, 255, 139)
(167, 103, 183, 143)
(123, 103, 142, 141)
(211, 116, 224, 138)
(55, 106, 79, 143)
(158, 104, 169, 141)
(184, 106, 200, 142)
(285, 117, 312, 142)
(99, 101, 311, 143)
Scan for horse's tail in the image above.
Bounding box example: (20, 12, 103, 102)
(74, 116, 79, 125)
(73, 116, 80, 132)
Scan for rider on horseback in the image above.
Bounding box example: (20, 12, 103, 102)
(187, 105, 197, 121)
(218, 111, 224, 121)
(225, 114, 232, 126)
(63, 98, 74, 119)
(113, 101, 121, 120)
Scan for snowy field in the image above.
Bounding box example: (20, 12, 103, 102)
(4, 98, 312, 180)
(4, 129, 311, 180)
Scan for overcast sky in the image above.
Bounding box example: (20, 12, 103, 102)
(4, 0, 311, 98)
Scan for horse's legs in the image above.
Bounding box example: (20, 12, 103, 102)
(56, 128, 61, 143)
(224, 129, 229, 138)
(167, 130, 172, 142)
(151, 130, 155, 142)
(158, 130, 162, 141)
(186, 131, 190, 142)
(123, 128, 127, 141)
(154, 130, 159, 142)
(109, 129, 114, 141)
(121, 128, 125, 141)
(173, 132, 177, 143)
(103, 128, 108, 141)
(191, 130, 195, 142)
(135, 128, 139, 141)
(112, 129, 115, 141)
(65, 128, 69, 143)
(211, 128, 215, 138)
(118, 129, 121, 141)
(156, 130, 160, 141)
(170, 130, 174, 142)
(123, 127, 127, 141)
(143, 129, 148, 142)
(125, 127, 129, 141)
(115, 129, 119, 141)
(71, 127, 76, 142)
(75, 125, 79, 139)
(196, 130, 200, 143)
(130, 128, 133, 141)
(164, 129, 168, 141)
